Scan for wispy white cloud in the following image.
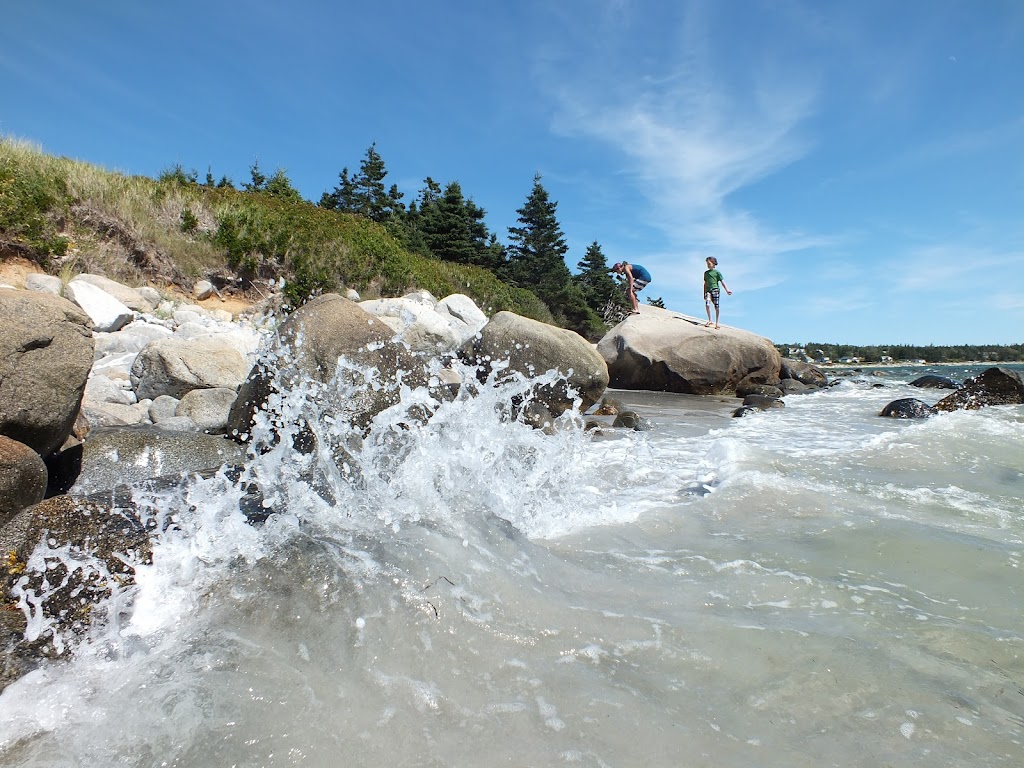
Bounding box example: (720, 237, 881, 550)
(894, 244, 1024, 293)
(542, 1, 825, 266)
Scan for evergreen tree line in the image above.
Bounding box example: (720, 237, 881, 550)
(167, 144, 639, 338)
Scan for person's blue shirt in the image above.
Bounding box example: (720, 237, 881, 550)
(631, 264, 651, 282)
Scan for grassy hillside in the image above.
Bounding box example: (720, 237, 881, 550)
(0, 138, 553, 321)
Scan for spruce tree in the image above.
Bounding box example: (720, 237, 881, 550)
(574, 241, 617, 312)
(264, 168, 303, 202)
(419, 181, 493, 266)
(243, 160, 267, 192)
(504, 174, 572, 302)
(320, 143, 405, 222)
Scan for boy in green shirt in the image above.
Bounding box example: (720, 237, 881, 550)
(703, 257, 732, 329)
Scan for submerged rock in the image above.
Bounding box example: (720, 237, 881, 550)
(910, 374, 959, 390)
(879, 398, 936, 419)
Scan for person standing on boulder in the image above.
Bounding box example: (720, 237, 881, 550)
(611, 262, 651, 315)
(703, 256, 732, 329)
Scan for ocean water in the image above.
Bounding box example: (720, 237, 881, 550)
(1, 363, 1022, 767)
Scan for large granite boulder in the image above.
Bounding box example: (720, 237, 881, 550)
(227, 293, 432, 439)
(933, 367, 1024, 412)
(69, 273, 156, 312)
(459, 311, 609, 416)
(63, 279, 135, 332)
(130, 337, 250, 400)
(597, 307, 781, 395)
(0, 435, 48, 525)
(0, 289, 94, 456)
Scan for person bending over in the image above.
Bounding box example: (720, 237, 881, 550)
(703, 257, 732, 329)
(611, 261, 651, 314)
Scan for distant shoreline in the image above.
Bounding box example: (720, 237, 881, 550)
(817, 360, 1024, 370)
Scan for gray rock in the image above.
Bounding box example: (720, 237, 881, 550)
(70, 273, 155, 312)
(131, 337, 250, 400)
(0, 289, 94, 456)
(778, 379, 812, 395)
(93, 320, 172, 358)
(0, 495, 151, 687)
(153, 415, 199, 431)
(736, 382, 783, 398)
(175, 387, 238, 432)
(597, 307, 780, 395)
(193, 280, 216, 300)
(228, 293, 433, 441)
(742, 394, 784, 410)
(460, 311, 609, 417)
(80, 401, 151, 427)
(24, 273, 63, 296)
(137, 286, 162, 307)
(70, 427, 246, 495)
(149, 394, 181, 422)
(84, 373, 137, 406)
(63, 280, 135, 332)
(0, 436, 47, 525)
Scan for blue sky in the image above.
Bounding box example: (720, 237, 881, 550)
(4, 1, 1023, 346)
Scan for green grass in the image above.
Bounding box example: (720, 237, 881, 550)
(0, 137, 553, 321)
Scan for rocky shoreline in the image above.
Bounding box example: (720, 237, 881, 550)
(6, 268, 1019, 691)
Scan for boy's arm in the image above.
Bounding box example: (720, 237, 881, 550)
(720, 279, 732, 295)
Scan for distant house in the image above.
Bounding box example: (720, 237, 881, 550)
(839, 356, 861, 364)
(880, 355, 894, 363)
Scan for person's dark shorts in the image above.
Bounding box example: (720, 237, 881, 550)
(633, 278, 650, 293)
(706, 288, 720, 308)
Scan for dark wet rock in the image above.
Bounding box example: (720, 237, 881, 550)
(70, 426, 247, 495)
(612, 410, 653, 430)
(780, 359, 828, 388)
(933, 367, 1024, 412)
(778, 379, 813, 395)
(736, 382, 783, 398)
(742, 394, 785, 410)
(591, 396, 623, 416)
(910, 374, 959, 390)
(0, 495, 152, 690)
(879, 398, 936, 419)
